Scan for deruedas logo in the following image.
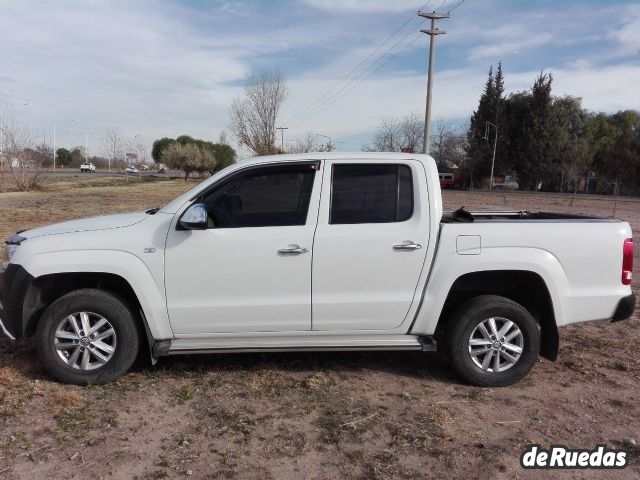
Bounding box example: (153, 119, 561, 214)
(520, 444, 628, 469)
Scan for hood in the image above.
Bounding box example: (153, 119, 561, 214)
(20, 211, 148, 239)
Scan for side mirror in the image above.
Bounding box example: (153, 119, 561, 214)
(178, 203, 208, 230)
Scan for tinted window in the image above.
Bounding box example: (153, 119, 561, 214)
(202, 164, 316, 228)
(330, 164, 413, 224)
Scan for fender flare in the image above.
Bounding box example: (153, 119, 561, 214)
(410, 246, 568, 336)
(20, 249, 174, 340)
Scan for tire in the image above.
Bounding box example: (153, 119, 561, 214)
(445, 295, 540, 387)
(36, 289, 140, 385)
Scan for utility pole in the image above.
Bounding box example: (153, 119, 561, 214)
(276, 127, 288, 150)
(418, 11, 450, 156)
(53, 121, 56, 171)
(484, 121, 498, 190)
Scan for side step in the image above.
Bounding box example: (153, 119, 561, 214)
(153, 334, 436, 357)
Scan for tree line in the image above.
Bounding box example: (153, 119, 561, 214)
(365, 63, 640, 195)
(467, 63, 640, 194)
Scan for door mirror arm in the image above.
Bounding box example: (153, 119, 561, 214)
(178, 203, 208, 230)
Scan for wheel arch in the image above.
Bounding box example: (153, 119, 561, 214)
(23, 272, 144, 337)
(432, 270, 559, 361)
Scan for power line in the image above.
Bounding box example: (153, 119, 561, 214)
(287, 1, 431, 125)
(448, 0, 465, 12)
(290, 31, 422, 127)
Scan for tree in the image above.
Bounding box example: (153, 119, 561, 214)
(161, 142, 215, 180)
(125, 136, 148, 165)
(230, 69, 287, 156)
(520, 72, 554, 190)
(0, 122, 48, 191)
(364, 113, 424, 153)
(210, 143, 236, 173)
(152, 137, 174, 163)
(152, 135, 237, 175)
(466, 63, 505, 187)
(56, 147, 72, 167)
(548, 96, 590, 194)
(430, 119, 468, 168)
(70, 147, 86, 168)
(102, 127, 124, 171)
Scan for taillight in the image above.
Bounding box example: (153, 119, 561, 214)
(622, 238, 633, 285)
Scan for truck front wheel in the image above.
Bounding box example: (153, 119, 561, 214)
(446, 295, 540, 387)
(36, 289, 140, 385)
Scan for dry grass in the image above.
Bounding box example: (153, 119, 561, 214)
(0, 180, 638, 479)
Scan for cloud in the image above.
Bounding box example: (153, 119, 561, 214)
(466, 27, 554, 61)
(0, 0, 638, 155)
(610, 4, 640, 55)
(300, 0, 427, 13)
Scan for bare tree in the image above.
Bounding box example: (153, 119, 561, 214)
(230, 69, 287, 156)
(1, 121, 48, 191)
(102, 127, 124, 171)
(126, 136, 149, 166)
(363, 113, 424, 153)
(430, 119, 468, 167)
(286, 133, 316, 154)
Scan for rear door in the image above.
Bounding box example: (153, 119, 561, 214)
(312, 160, 431, 331)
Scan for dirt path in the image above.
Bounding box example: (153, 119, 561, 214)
(0, 182, 638, 479)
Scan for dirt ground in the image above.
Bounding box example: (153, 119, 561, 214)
(0, 177, 638, 479)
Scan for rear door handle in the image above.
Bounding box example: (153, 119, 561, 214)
(278, 244, 308, 255)
(393, 241, 422, 251)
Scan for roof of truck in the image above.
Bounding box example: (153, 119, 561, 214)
(238, 151, 433, 165)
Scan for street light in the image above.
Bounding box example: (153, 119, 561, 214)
(483, 121, 498, 190)
(315, 133, 332, 151)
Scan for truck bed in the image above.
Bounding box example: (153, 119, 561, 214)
(442, 209, 620, 223)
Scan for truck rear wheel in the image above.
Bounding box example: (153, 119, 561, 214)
(446, 295, 540, 387)
(36, 289, 139, 385)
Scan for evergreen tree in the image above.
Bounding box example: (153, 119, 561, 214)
(465, 64, 504, 187)
(521, 72, 553, 190)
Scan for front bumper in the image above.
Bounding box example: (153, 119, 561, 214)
(0, 263, 34, 339)
(612, 293, 637, 322)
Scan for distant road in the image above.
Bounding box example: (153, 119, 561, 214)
(0, 169, 164, 178)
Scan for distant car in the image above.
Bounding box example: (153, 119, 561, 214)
(126, 165, 139, 174)
(80, 163, 95, 173)
(158, 166, 166, 174)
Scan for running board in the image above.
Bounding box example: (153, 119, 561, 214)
(154, 334, 436, 357)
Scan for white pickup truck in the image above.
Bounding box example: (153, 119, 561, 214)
(80, 162, 96, 173)
(0, 153, 635, 386)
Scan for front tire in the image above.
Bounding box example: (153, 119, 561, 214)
(446, 295, 540, 387)
(36, 289, 139, 385)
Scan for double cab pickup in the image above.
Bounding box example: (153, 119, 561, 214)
(0, 153, 635, 386)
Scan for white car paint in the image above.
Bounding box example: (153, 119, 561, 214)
(5, 152, 634, 353)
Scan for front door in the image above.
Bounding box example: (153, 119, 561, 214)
(165, 161, 321, 334)
(312, 160, 430, 331)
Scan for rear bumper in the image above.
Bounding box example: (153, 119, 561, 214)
(612, 294, 637, 322)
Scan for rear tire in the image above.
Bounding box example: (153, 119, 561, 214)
(446, 295, 540, 387)
(36, 289, 139, 385)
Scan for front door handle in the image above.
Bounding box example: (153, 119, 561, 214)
(278, 244, 308, 255)
(393, 241, 422, 251)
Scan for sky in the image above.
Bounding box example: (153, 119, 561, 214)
(1, 0, 639, 157)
